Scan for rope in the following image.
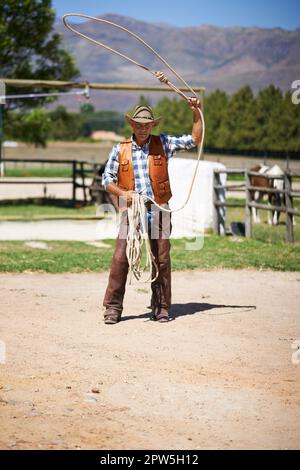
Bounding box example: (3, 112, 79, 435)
(62, 13, 206, 282)
(62, 14, 205, 213)
(126, 193, 159, 284)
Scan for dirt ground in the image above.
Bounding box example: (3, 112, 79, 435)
(0, 270, 300, 450)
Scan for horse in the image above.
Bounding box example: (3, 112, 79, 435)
(249, 164, 284, 225)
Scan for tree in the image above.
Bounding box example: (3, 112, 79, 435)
(0, 0, 79, 110)
(217, 86, 257, 150)
(48, 106, 83, 141)
(255, 85, 283, 151)
(10, 108, 52, 147)
(79, 104, 124, 136)
(204, 90, 228, 148)
(278, 91, 300, 152)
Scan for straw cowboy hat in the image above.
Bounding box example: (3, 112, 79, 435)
(126, 105, 161, 127)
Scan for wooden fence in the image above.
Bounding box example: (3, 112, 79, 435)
(213, 169, 300, 243)
(0, 158, 101, 205)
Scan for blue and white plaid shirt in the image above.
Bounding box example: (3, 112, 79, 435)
(102, 134, 196, 200)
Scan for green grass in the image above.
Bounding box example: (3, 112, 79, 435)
(0, 202, 98, 220)
(226, 198, 300, 243)
(226, 174, 245, 181)
(0, 198, 299, 272)
(0, 237, 299, 273)
(224, 175, 300, 182)
(5, 167, 73, 178)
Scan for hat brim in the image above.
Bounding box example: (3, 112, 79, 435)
(126, 115, 161, 127)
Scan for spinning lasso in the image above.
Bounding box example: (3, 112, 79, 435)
(63, 14, 205, 283)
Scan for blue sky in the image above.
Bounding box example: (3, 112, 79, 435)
(53, 0, 300, 29)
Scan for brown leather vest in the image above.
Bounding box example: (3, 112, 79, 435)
(117, 135, 172, 204)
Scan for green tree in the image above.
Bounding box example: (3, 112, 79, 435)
(255, 85, 283, 151)
(80, 103, 95, 116)
(154, 97, 194, 135)
(1, 0, 79, 146)
(12, 108, 52, 147)
(0, 0, 79, 110)
(217, 86, 257, 150)
(204, 90, 228, 148)
(278, 91, 300, 152)
(79, 104, 125, 136)
(48, 106, 83, 141)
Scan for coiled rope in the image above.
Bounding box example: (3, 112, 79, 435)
(63, 14, 205, 282)
(126, 193, 159, 284)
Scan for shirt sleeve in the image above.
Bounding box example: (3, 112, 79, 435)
(160, 134, 196, 159)
(102, 144, 120, 189)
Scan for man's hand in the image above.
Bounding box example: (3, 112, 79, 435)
(187, 97, 201, 113)
(155, 71, 168, 84)
(120, 190, 136, 206)
(188, 97, 202, 145)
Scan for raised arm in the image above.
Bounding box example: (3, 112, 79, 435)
(187, 97, 202, 145)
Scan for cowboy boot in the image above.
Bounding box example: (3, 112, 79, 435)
(150, 238, 171, 322)
(103, 238, 128, 323)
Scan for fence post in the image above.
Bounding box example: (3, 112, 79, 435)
(245, 170, 252, 238)
(285, 171, 294, 243)
(80, 162, 87, 204)
(72, 161, 77, 206)
(213, 171, 220, 234)
(213, 171, 226, 235)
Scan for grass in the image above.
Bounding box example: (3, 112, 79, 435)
(223, 175, 300, 182)
(226, 198, 300, 243)
(4, 169, 299, 182)
(0, 202, 98, 220)
(2, 200, 299, 245)
(0, 198, 299, 272)
(226, 174, 246, 181)
(4, 167, 73, 178)
(0, 237, 299, 273)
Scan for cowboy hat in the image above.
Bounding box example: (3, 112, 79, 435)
(126, 105, 161, 127)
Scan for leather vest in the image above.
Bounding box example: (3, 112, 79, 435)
(117, 135, 172, 204)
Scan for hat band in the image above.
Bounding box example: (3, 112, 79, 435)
(133, 115, 154, 121)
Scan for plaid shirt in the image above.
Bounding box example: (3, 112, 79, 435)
(102, 134, 196, 199)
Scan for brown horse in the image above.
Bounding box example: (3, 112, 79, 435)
(249, 164, 284, 225)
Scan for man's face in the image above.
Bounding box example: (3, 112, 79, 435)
(130, 121, 154, 144)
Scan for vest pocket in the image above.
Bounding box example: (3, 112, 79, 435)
(121, 159, 129, 171)
(158, 179, 171, 194)
(153, 155, 162, 166)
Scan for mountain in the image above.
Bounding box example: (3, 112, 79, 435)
(56, 14, 300, 111)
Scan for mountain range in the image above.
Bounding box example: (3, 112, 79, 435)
(56, 14, 300, 111)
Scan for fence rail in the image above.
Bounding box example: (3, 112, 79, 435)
(213, 169, 300, 243)
(0, 158, 102, 205)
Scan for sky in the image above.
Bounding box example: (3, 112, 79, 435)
(52, 0, 300, 30)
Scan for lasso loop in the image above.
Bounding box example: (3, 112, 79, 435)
(63, 13, 205, 215)
(62, 14, 199, 102)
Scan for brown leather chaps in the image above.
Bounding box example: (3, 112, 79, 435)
(103, 209, 171, 315)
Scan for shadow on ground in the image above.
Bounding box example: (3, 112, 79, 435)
(122, 302, 256, 322)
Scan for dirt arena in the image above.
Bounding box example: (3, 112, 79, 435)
(0, 270, 299, 450)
